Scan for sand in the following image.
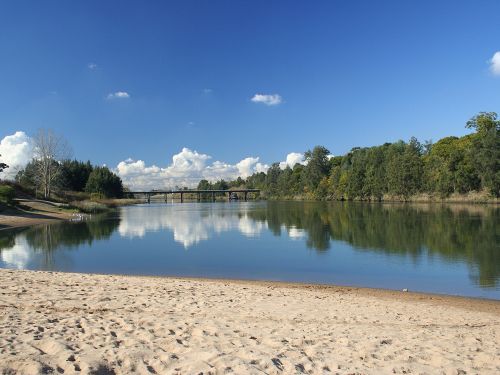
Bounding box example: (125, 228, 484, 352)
(0, 269, 499, 374)
(0, 200, 74, 230)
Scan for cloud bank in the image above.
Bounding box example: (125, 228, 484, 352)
(0, 131, 305, 190)
(0, 131, 33, 179)
(251, 93, 282, 106)
(116, 148, 272, 190)
(490, 51, 500, 76)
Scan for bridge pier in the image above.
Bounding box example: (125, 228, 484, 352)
(197, 192, 201, 202)
(147, 193, 151, 204)
(244, 192, 248, 201)
(212, 191, 215, 202)
(180, 192, 184, 203)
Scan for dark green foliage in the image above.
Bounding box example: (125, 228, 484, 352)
(0, 185, 15, 204)
(466, 113, 500, 197)
(85, 166, 124, 198)
(15, 160, 38, 189)
(61, 160, 93, 191)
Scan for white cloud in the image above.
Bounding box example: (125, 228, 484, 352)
(203, 88, 213, 94)
(236, 157, 264, 178)
(107, 91, 130, 99)
(490, 51, 500, 76)
(279, 152, 305, 169)
(0, 131, 34, 180)
(115, 148, 270, 190)
(251, 93, 282, 106)
(88, 62, 98, 70)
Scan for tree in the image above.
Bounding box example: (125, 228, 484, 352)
(60, 160, 93, 191)
(85, 166, 124, 198)
(466, 112, 500, 196)
(364, 145, 388, 200)
(197, 179, 211, 190)
(346, 148, 367, 199)
(265, 163, 281, 197)
(303, 146, 330, 190)
(32, 129, 71, 198)
(386, 139, 424, 199)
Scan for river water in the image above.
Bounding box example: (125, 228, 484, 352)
(0, 201, 498, 299)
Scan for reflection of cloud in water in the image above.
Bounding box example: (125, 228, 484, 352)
(288, 226, 306, 240)
(0, 238, 30, 269)
(118, 205, 267, 248)
(238, 217, 266, 237)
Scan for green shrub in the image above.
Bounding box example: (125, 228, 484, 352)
(0, 185, 15, 204)
(70, 200, 109, 214)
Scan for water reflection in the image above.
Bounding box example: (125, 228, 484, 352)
(251, 202, 500, 288)
(118, 204, 266, 247)
(0, 213, 120, 269)
(0, 202, 498, 292)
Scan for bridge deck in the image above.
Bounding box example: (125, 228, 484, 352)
(128, 189, 260, 194)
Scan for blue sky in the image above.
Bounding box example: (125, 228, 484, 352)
(0, 1, 499, 188)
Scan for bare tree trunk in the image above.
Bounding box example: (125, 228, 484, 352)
(32, 129, 71, 199)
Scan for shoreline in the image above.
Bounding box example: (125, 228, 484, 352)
(0, 211, 73, 231)
(2, 267, 499, 307)
(1, 198, 497, 231)
(52, 270, 500, 310)
(1, 268, 499, 374)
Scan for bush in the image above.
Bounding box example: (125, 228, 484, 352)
(0, 185, 15, 204)
(70, 200, 109, 214)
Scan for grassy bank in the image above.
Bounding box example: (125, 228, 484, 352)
(0, 181, 143, 229)
(262, 189, 498, 204)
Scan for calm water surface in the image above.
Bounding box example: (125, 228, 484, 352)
(1, 201, 499, 299)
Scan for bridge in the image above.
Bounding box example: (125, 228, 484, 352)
(125, 189, 260, 203)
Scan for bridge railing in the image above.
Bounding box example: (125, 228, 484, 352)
(125, 189, 261, 203)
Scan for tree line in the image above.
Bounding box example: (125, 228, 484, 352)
(205, 112, 499, 200)
(9, 129, 124, 199)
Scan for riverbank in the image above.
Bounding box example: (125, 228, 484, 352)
(0, 200, 76, 230)
(270, 190, 499, 204)
(0, 269, 499, 374)
(0, 198, 142, 230)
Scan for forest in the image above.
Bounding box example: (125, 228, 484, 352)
(199, 112, 499, 201)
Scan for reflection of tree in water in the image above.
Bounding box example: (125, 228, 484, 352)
(0, 229, 19, 251)
(0, 213, 120, 269)
(24, 215, 120, 252)
(249, 202, 500, 287)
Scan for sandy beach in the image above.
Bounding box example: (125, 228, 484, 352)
(0, 269, 499, 375)
(0, 200, 73, 231)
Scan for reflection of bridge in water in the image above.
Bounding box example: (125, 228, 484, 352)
(126, 189, 261, 203)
